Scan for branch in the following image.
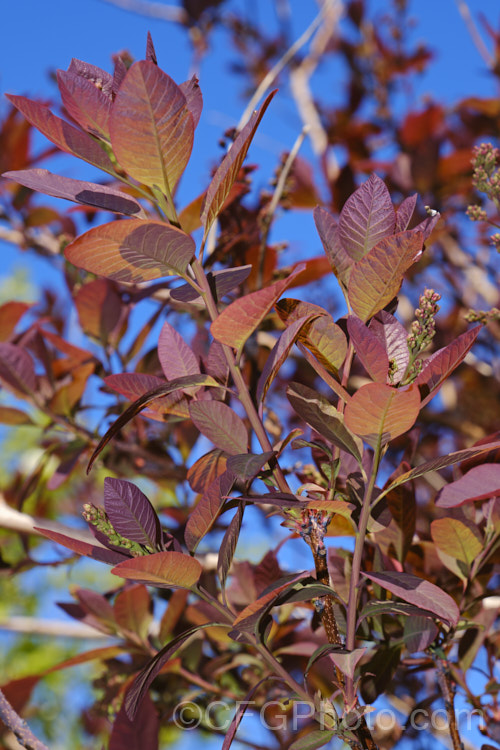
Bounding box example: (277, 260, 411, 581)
(0, 616, 109, 639)
(0, 689, 50, 750)
(454, 0, 495, 69)
(98, 0, 187, 24)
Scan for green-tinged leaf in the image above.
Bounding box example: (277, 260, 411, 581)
(5, 94, 117, 175)
(201, 90, 276, 232)
(357, 601, 438, 627)
(363, 571, 460, 626)
(211, 266, 305, 351)
(344, 383, 420, 448)
(65, 219, 195, 283)
(289, 730, 335, 750)
(226, 452, 275, 481)
(431, 517, 483, 579)
(287, 383, 363, 463)
(348, 232, 423, 321)
(109, 60, 194, 193)
(0, 406, 34, 425)
(300, 316, 348, 375)
(111, 550, 202, 589)
(87, 374, 218, 471)
(305, 644, 366, 681)
(189, 401, 248, 455)
(184, 471, 235, 553)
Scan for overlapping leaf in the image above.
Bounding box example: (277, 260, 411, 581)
(180, 76, 203, 129)
(347, 315, 389, 382)
(344, 383, 420, 448)
(369, 311, 410, 384)
(170, 265, 252, 304)
(65, 219, 195, 283)
(218, 503, 244, 590)
(201, 90, 276, 232)
(109, 60, 194, 193)
(363, 571, 460, 626)
(3, 169, 144, 216)
(0, 342, 36, 395)
(338, 174, 396, 261)
(33, 527, 128, 565)
(431, 517, 483, 579)
(313, 206, 353, 285)
(184, 471, 235, 552)
(111, 550, 202, 589)
(104, 478, 162, 549)
(211, 265, 305, 350)
(57, 68, 112, 139)
(415, 326, 481, 406)
(436, 464, 500, 508)
(300, 316, 347, 375)
(5, 94, 116, 175)
(395, 194, 417, 232)
(348, 232, 423, 321)
(189, 401, 248, 455)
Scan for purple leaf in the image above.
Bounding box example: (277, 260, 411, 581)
(110, 691, 159, 750)
(184, 471, 235, 552)
(436, 464, 500, 508)
(363, 571, 460, 626)
(226, 452, 275, 482)
(0, 342, 36, 395)
(170, 265, 252, 303)
(347, 315, 389, 383)
(180, 76, 203, 129)
(256, 315, 317, 403)
(221, 677, 279, 750)
(415, 327, 481, 407)
(145, 31, 158, 65)
(3, 168, 144, 216)
(411, 211, 440, 240)
(369, 311, 409, 384)
(218, 503, 244, 590)
(67, 58, 113, 98)
(157, 321, 200, 381)
(104, 478, 162, 549)
(313, 206, 353, 284)
(112, 57, 128, 95)
(189, 401, 248, 455)
(6, 94, 116, 175)
(404, 617, 438, 653)
(205, 341, 229, 382)
(395, 194, 417, 232)
(338, 174, 396, 261)
(33, 527, 129, 565)
(125, 623, 220, 719)
(57, 69, 112, 139)
(201, 90, 276, 232)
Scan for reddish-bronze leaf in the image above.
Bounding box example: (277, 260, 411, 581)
(218, 503, 244, 591)
(344, 383, 420, 448)
(75, 279, 122, 340)
(0, 301, 30, 341)
(111, 550, 202, 589)
(314, 205, 353, 285)
(157, 321, 200, 381)
(211, 266, 304, 350)
(369, 311, 410, 385)
(395, 194, 417, 232)
(33, 527, 129, 565)
(114, 585, 152, 641)
(109, 691, 159, 750)
(5, 94, 116, 175)
(187, 449, 227, 493)
(109, 60, 194, 193)
(57, 68, 112, 139)
(0, 342, 36, 395)
(201, 90, 276, 232)
(180, 76, 203, 129)
(348, 315, 389, 383)
(189, 401, 248, 455)
(300, 316, 347, 375)
(184, 471, 235, 552)
(65, 219, 195, 283)
(348, 232, 424, 321)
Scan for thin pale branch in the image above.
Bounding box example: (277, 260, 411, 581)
(98, 0, 187, 24)
(0, 616, 109, 639)
(454, 0, 495, 69)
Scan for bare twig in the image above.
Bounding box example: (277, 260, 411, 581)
(0, 616, 109, 639)
(454, 0, 495, 69)
(98, 0, 187, 24)
(0, 688, 50, 750)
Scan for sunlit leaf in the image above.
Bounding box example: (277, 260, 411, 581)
(415, 327, 481, 407)
(431, 517, 483, 578)
(395, 194, 417, 232)
(111, 550, 202, 588)
(211, 265, 305, 350)
(75, 279, 122, 339)
(65, 219, 195, 283)
(300, 316, 347, 375)
(180, 75, 203, 129)
(3, 168, 144, 216)
(201, 90, 276, 232)
(363, 571, 460, 626)
(348, 232, 423, 321)
(0, 406, 34, 425)
(436, 464, 500, 508)
(344, 383, 420, 448)
(187, 449, 228, 493)
(0, 301, 30, 341)
(57, 68, 112, 139)
(109, 60, 194, 193)
(114, 585, 152, 641)
(347, 315, 389, 383)
(338, 174, 396, 261)
(6, 94, 116, 175)
(313, 206, 353, 285)
(157, 320, 200, 383)
(33, 527, 129, 565)
(369, 311, 410, 385)
(189, 401, 248, 455)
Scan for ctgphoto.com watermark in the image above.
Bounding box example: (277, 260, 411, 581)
(172, 699, 484, 733)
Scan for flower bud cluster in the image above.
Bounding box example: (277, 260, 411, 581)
(467, 143, 500, 253)
(82, 503, 148, 556)
(464, 307, 500, 324)
(407, 288, 441, 355)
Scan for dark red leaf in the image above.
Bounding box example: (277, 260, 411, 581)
(217, 503, 244, 590)
(338, 174, 396, 261)
(145, 31, 158, 65)
(313, 206, 353, 285)
(170, 265, 252, 304)
(201, 90, 276, 232)
(33, 527, 129, 565)
(189, 400, 248, 455)
(3, 168, 144, 216)
(74, 279, 122, 340)
(57, 69, 112, 139)
(114, 585, 153, 641)
(395, 194, 417, 232)
(5, 94, 116, 175)
(0, 301, 31, 341)
(0, 342, 36, 395)
(180, 76, 203, 129)
(104, 477, 162, 549)
(184, 471, 235, 552)
(110, 691, 159, 750)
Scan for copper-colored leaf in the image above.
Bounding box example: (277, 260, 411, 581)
(111, 550, 202, 589)
(65, 219, 195, 283)
(75, 279, 122, 339)
(109, 60, 194, 193)
(344, 383, 420, 448)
